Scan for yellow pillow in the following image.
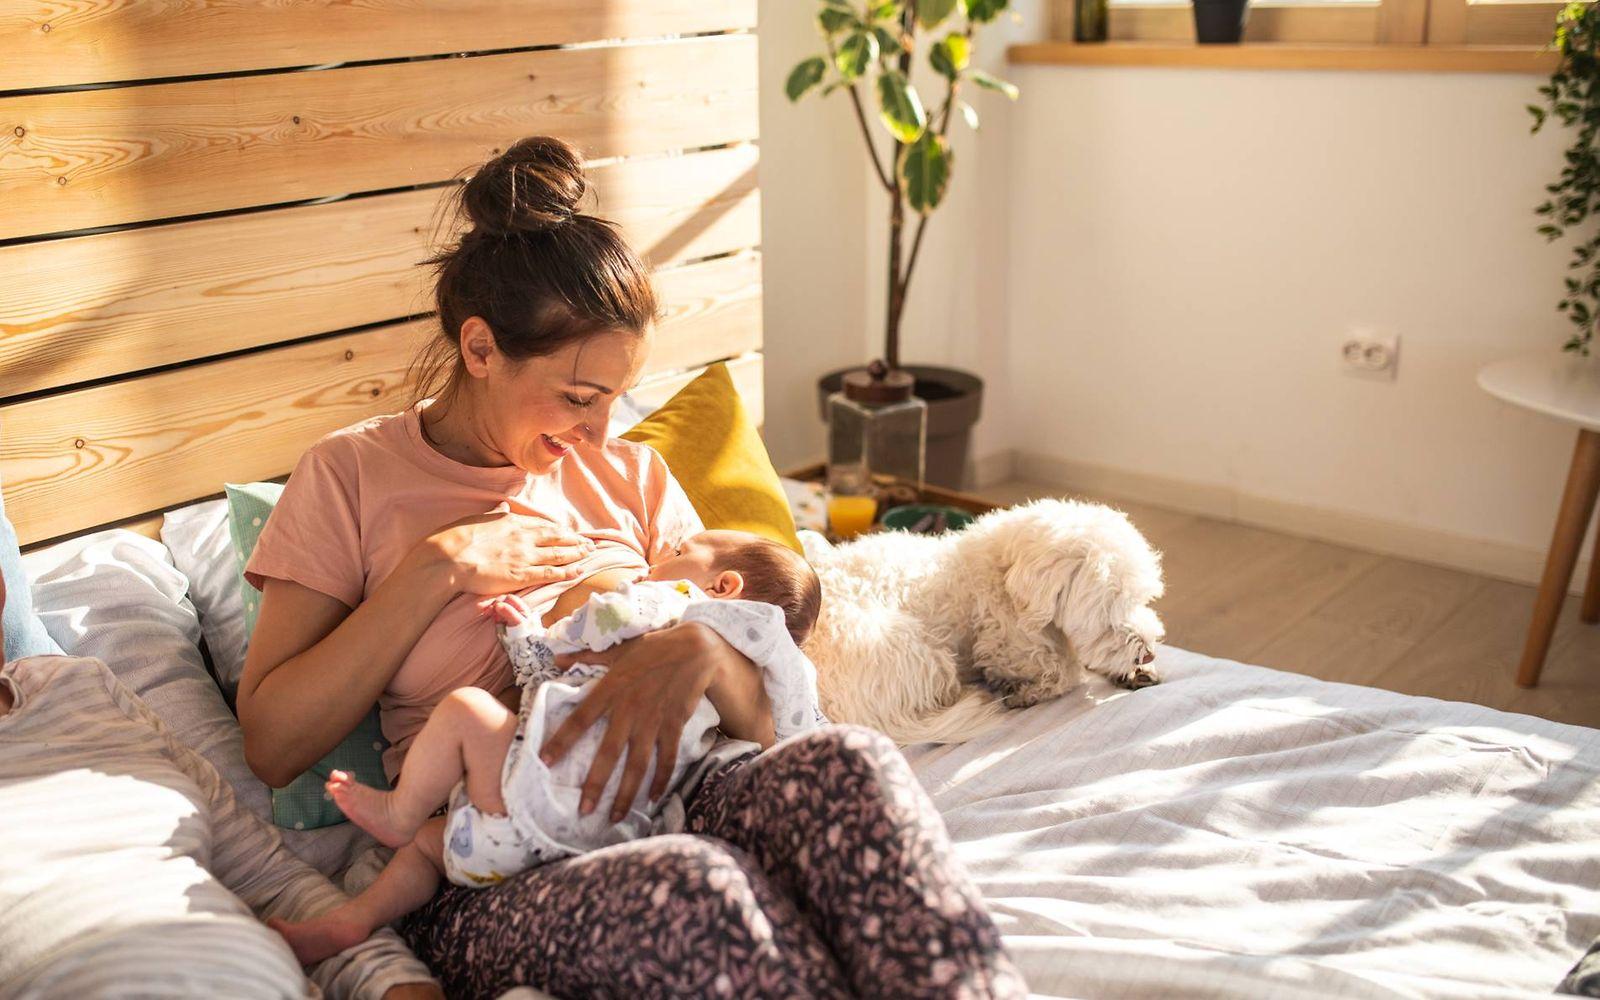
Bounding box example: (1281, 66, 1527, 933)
(623, 362, 802, 553)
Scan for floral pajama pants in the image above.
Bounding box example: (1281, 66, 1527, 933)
(398, 724, 1026, 1000)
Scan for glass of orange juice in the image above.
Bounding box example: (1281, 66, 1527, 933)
(827, 493, 878, 540)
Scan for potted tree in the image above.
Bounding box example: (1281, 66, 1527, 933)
(787, 0, 1018, 488)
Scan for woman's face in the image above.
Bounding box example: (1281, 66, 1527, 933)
(462, 319, 649, 474)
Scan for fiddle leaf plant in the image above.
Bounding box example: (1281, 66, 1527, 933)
(787, 0, 1019, 371)
(1530, 1, 1600, 355)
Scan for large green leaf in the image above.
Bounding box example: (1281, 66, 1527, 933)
(785, 56, 828, 102)
(835, 29, 879, 80)
(869, 0, 902, 20)
(873, 24, 907, 57)
(818, 6, 858, 33)
(917, 0, 960, 28)
(969, 69, 1020, 100)
(901, 132, 952, 213)
(929, 33, 971, 79)
(965, 0, 1009, 22)
(876, 70, 927, 143)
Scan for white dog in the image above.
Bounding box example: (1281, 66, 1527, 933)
(802, 498, 1165, 745)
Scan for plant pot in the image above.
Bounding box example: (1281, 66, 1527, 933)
(817, 365, 984, 490)
(1192, 0, 1248, 42)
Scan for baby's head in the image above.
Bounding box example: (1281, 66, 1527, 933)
(646, 530, 821, 645)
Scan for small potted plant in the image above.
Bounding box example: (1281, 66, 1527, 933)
(1530, 0, 1600, 356)
(787, 0, 1019, 488)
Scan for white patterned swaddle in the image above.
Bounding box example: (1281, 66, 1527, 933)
(440, 580, 825, 887)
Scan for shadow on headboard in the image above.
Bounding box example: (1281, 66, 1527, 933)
(0, 0, 764, 550)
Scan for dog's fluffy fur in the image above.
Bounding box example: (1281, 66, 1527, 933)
(802, 499, 1166, 745)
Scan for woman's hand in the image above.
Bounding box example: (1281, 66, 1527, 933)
(538, 622, 774, 822)
(424, 507, 593, 595)
(380, 983, 445, 1000)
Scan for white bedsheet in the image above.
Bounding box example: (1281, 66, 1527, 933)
(904, 646, 1600, 1000)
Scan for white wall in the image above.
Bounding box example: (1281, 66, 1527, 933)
(1001, 64, 1596, 584)
(757, 1, 872, 470)
(755, 10, 1592, 586)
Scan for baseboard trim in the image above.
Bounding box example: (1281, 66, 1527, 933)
(1014, 450, 1595, 597)
(970, 449, 1019, 491)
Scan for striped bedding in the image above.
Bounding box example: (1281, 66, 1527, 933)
(903, 646, 1600, 1000)
(0, 655, 433, 999)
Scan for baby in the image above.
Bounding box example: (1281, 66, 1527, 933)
(271, 529, 824, 964)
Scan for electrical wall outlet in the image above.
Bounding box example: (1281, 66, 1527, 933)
(1340, 333, 1400, 381)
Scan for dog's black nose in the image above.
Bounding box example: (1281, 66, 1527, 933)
(1135, 648, 1155, 665)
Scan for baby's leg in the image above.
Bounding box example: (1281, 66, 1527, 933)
(271, 818, 448, 965)
(331, 687, 517, 847)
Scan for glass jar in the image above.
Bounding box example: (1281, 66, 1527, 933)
(826, 363, 928, 500)
(1075, 0, 1109, 41)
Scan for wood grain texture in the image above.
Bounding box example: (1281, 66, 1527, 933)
(0, 324, 423, 546)
(1377, 0, 1429, 44)
(650, 253, 763, 376)
(1, 0, 756, 91)
(0, 309, 761, 548)
(0, 145, 761, 398)
(0, 34, 759, 240)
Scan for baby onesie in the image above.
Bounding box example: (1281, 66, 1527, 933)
(440, 580, 825, 887)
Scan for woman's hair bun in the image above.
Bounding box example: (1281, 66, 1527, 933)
(462, 136, 588, 238)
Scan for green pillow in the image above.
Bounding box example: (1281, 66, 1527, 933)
(225, 482, 390, 830)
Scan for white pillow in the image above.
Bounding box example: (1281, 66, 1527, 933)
(161, 498, 250, 695)
(22, 529, 370, 877)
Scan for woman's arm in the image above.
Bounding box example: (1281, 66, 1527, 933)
(541, 622, 775, 822)
(239, 514, 592, 787)
(236, 548, 456, 787)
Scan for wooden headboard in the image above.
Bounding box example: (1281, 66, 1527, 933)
(0, 1, 763, 549)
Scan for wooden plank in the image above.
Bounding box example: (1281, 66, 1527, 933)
(0, 34, 759, 240)
(649, 253, 763, 376)
(0, 1, 756, 92)
(0, 304, 761, 546)
(0, 325, 423, 546)
(1104, 4, 1380, 44)
(0, 146, 762, 398)
(631, 352, 762, 420)
(1007, 40, 1557, 72)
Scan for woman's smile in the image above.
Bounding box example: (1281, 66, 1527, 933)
(540, 434, 573, 459)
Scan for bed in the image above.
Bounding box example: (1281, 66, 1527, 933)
(3, 1, 1597, 997)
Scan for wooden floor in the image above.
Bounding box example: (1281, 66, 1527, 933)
(985, 479, 1600, 731)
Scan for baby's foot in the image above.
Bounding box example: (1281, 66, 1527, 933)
(326, 769, 415, 848)
(268, 914, 371, 966)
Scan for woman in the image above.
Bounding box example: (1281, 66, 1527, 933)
(238, 136, 1024, 1000)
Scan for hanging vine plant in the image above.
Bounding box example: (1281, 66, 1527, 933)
(1530, 1, 1600, 356)
(786, 0, 1019, 372)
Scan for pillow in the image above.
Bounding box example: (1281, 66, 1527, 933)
(224, 483, 391, 831)
(0, 475, 63, 661)
(161, 498, 250, 699)
(622, 362, 802, 552)
(22, 528, 371, 876)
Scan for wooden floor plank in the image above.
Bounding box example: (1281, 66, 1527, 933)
(1309, 559, 1487, 644)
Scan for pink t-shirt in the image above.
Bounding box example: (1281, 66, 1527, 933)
(245, 405, 704, 778)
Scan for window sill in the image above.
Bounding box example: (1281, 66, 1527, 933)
(1007, 41, 1556, 73)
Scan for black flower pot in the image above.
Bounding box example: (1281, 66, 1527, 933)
(1193, 0, 1249, 42)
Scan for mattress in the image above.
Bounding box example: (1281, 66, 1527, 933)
(903, 646, 1600, 1000)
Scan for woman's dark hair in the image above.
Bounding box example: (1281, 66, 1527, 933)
(412, 136, 658, 402)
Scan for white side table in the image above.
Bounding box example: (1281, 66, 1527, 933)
(1477, 353, 1600, 687)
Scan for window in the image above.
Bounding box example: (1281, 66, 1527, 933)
(1051, 0, 1567, 46)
